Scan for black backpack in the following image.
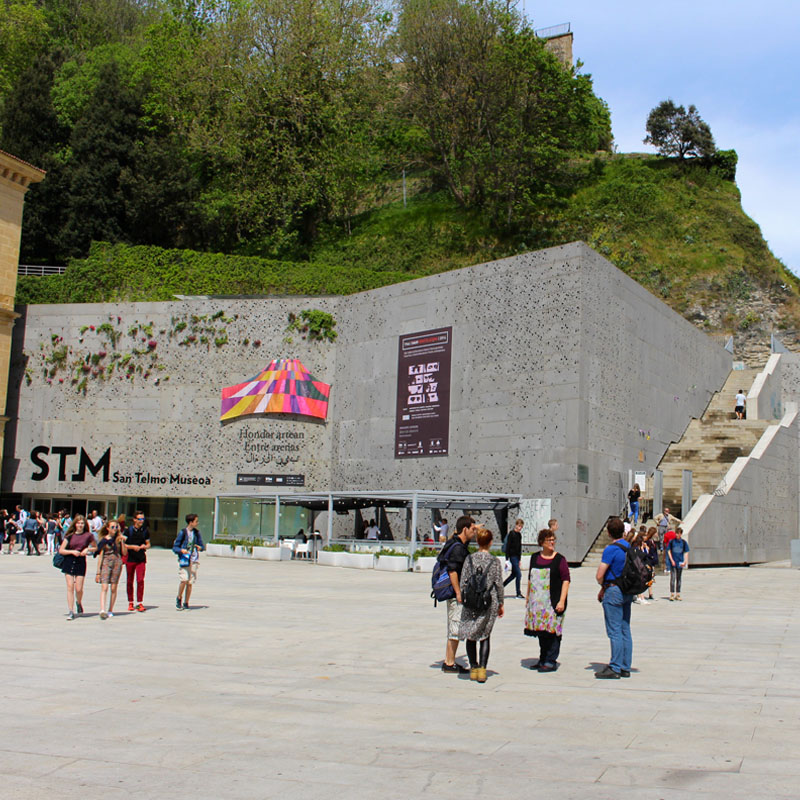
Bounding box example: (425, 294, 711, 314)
(462, 554, 493, 613)
(612, 541, 652, 595)
(431, 539, 458, 605)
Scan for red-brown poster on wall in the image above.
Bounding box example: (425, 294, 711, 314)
(395, 327, 452, 458)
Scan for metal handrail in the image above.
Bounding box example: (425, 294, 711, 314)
(535, 22, 571, 39)
(18, 264, 67, 276)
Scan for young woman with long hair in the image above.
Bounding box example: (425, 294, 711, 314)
(94, 519, 128, 619)
(58, 515, 95, 620)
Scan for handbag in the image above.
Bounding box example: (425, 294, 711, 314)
(53, 552, 65, 570)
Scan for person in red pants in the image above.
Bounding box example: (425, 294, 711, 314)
(124, 511, 150, 611)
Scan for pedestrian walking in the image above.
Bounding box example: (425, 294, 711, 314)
(668, 528, 690, 600)
(502, 518, 524, 598)
(459, 527, 504, 683)
(94, 519, 127, 619)
(124, 511, 150, 612)
(46, 514, 58, 554)
(58, 515, 95, 620)
(628, 483, 641, 525)
(173, 514, 205, 610)
(3, 511, 16, 554)
(524, 528, 570, 672)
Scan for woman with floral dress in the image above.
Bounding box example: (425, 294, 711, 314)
(459, 528, 504, 683)
(525, 528, 571, 672)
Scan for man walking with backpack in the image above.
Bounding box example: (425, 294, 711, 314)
(440, 516, 477, 673)
(595, 517, 635, 679)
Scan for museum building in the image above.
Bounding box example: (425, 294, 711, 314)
(2, 242, 735, 559)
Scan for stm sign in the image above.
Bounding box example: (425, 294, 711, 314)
(30, 446, 112, 482)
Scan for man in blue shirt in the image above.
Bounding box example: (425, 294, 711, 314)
(595, 517, 633, 679)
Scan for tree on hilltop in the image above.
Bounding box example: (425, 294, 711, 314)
(644, 100, 715, 159)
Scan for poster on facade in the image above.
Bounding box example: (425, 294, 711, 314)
(394, 327, 452, 458)
(518, 499, 552, 544)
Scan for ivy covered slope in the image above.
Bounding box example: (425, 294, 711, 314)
(18, 155, 800, 357)
(16, 242, 420, 303)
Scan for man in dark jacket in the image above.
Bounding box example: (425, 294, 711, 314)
(502, 518, 524, 598)
(442, 515, 477, 673)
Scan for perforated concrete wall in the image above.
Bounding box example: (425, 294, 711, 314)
(3, 242, 732, 560)
(3, 299, 339, 500)
(330, 242, 731, 559)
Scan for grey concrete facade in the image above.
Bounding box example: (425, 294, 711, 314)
(3, 242, 731, 560)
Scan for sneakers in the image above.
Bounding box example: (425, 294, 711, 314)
(515, 594, 525, 599)
(176, 596, 182, 610)
(595, 666, 621, 679)
(676, 595, 682, 601)
(669, 594, 675, 601)
(107, 612, 114, 618)
(136, 604, 146, 612)
(633, 597, 642, 604)
(128, 602, 135, 611)
(639, 598, 650, 605)
(76, 602, 84, 615)
(182, 602, 189, 610)
(476, 667, 487, 683)
(441, 662, 468, 674)
(620, 669, 631, 678)
(538, 663, 558, 672)
(66, 611, 75, 621)
(100, 610, 108, 620)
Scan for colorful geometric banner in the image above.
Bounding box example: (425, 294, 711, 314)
(220, 358, 331, 421)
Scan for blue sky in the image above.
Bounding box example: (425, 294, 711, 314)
(526, 0, 800, 273)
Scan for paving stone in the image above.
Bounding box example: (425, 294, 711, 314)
(1, 550, 799, 798)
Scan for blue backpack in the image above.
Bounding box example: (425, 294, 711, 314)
(431, 539, 458, 606)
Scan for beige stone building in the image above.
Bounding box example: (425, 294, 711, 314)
(0, 150, 45, 480)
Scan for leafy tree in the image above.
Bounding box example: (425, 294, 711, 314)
(396, 0, 611, 230)
(0, 51, 73, 263)
(644, 100, 715, 159)
(0, 0, 49, 105)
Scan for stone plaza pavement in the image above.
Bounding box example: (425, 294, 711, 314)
(1, 548, 799, 800)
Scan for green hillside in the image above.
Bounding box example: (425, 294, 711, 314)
(18, 154, 800, 351)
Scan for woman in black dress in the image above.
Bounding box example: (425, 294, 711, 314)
(58, 515, 95, 620)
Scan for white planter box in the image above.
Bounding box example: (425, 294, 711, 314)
(376, 555, 409, 572)
(234, 546, 251, 558)
(341, 552, 375, 569)
(414, 556, 438, 573)
(252, 546, 287, 561)
(207, 543, 234, 558)
(318, 550, 345, 567)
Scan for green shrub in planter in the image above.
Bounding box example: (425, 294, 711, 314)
(413, 547, 440, 560)
(323, 543, 347, 552)
(377, 549, 409, 558)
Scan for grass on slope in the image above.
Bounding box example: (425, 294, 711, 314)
(16, 155, 800, 334)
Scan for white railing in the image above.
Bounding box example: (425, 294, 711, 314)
(18, 264, 67, 276)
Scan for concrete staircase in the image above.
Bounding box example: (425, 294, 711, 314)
(657, 368, 770, 509)
(581, 527, 609, 569)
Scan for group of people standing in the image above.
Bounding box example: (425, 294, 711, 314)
(437, 505, 691, 682)
(439, 516, 569, 682)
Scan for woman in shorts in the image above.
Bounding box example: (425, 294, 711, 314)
(58, 515, 95, 620)
(94, 519, 127, 619)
